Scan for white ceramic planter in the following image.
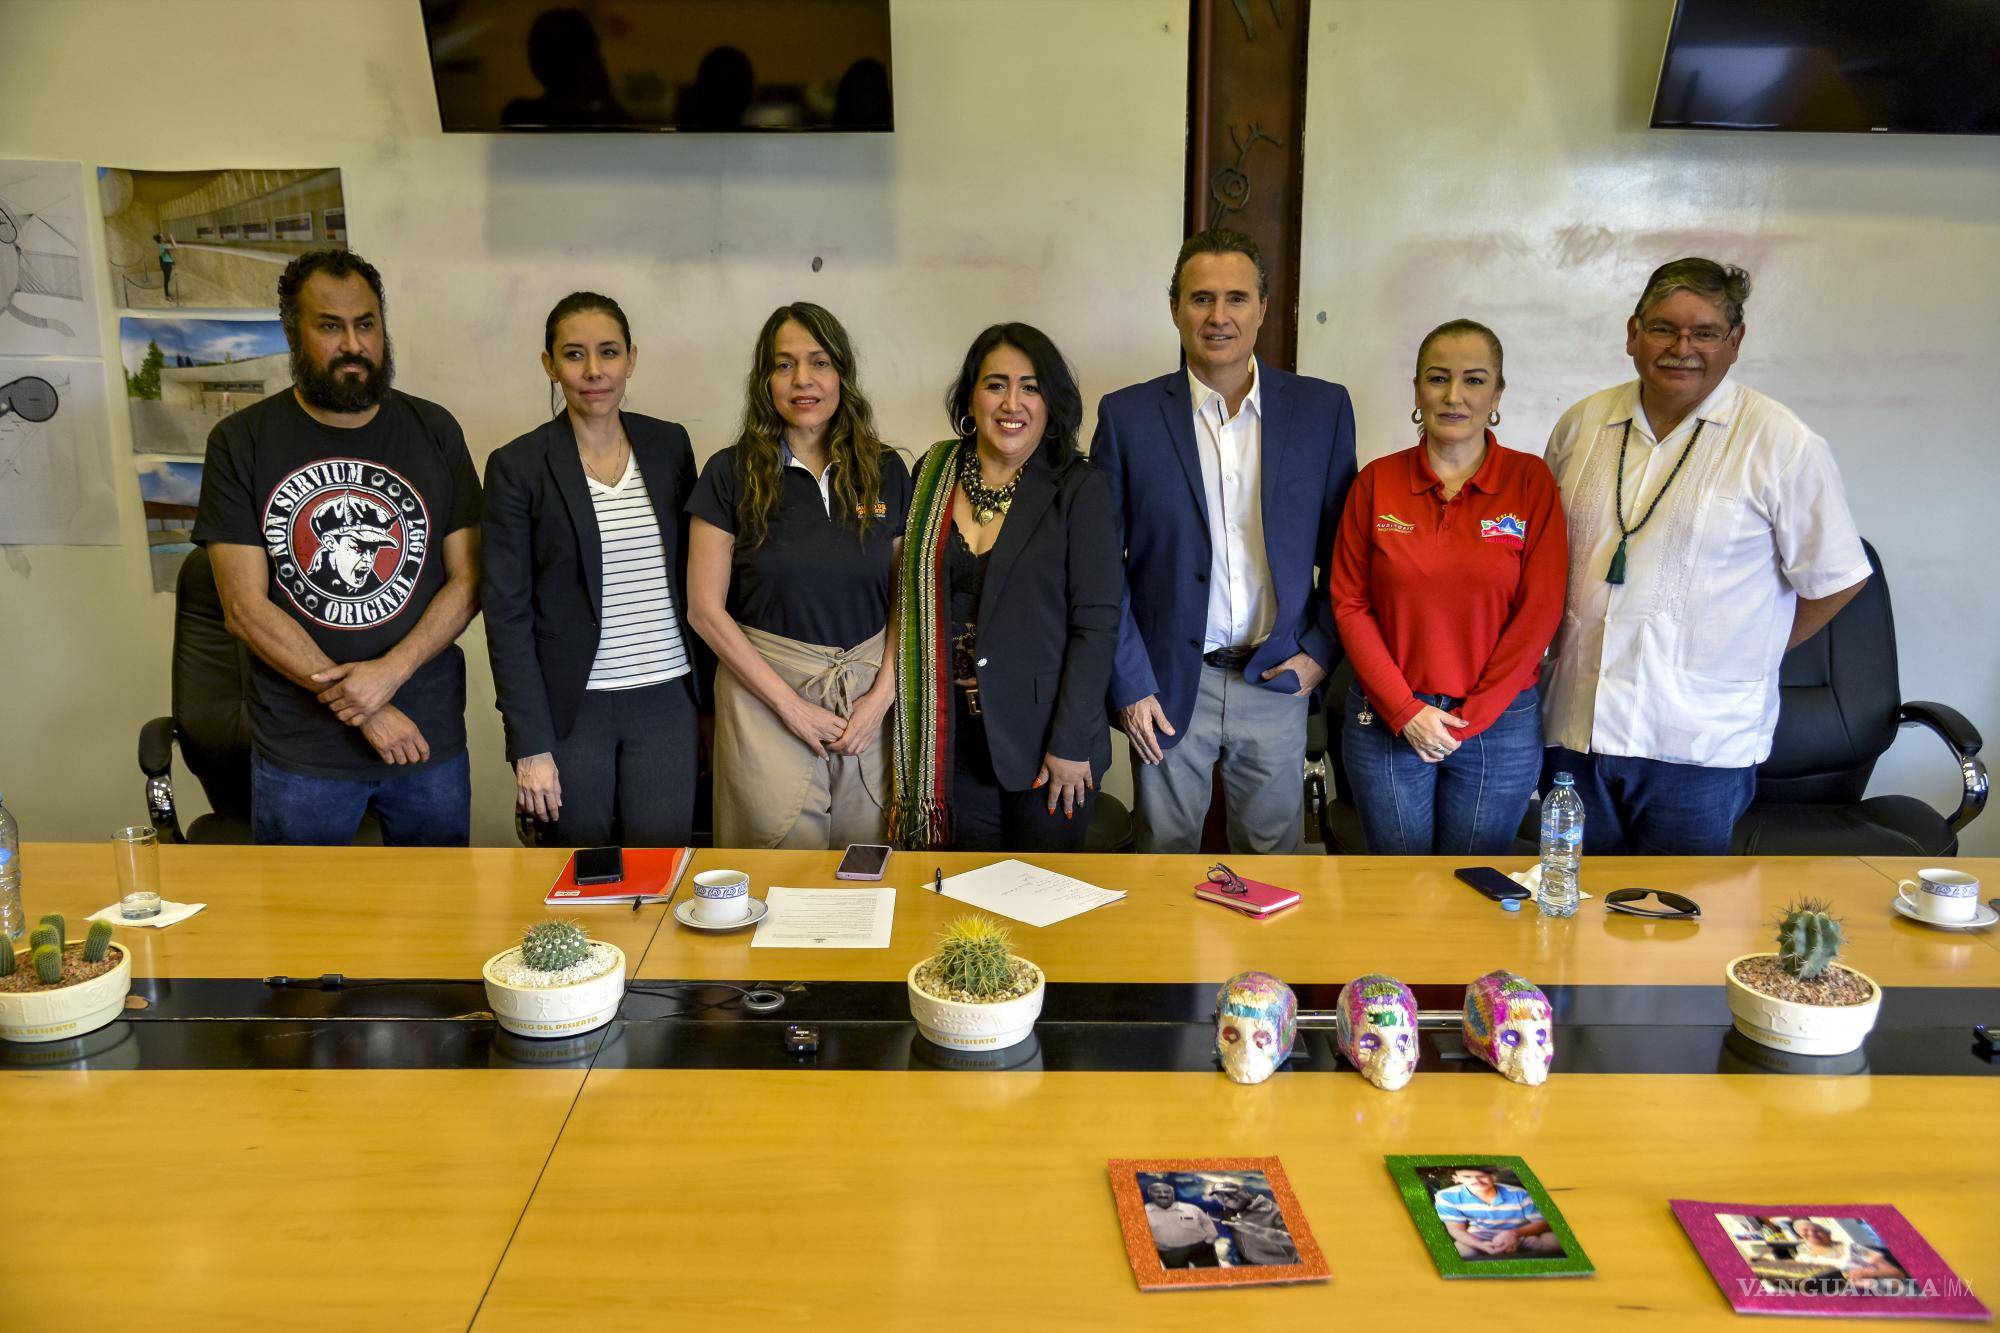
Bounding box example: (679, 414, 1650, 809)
(1724, 952, 1882, 1056)
(482, 944, 627, 1039)
(0, 944, 131, 1044)
(907, 957, 1045, 1052)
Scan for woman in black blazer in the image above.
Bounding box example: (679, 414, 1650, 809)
(887, 323, 1121, 852)
(482, 292, 702, 846)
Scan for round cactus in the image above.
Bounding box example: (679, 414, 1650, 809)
(0, 942, 16, 977)
(37, 913, 65, 945)
(932, 915, 1016, 998)
(521, 920, 591, 972)
(83, 919, 115, 964)
(32, 944, 63, 985)
(1776, 898, 1843, 981)
(27, 924, 59, 954)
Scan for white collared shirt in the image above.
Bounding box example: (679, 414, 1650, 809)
(782, 442, 834, 516)
(1541, 377, 1870, 768)
(1188, 360, 1277, 651)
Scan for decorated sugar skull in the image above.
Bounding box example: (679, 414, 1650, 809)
(1334, 973, 1419, 1090)
(1214, 971, 1297, 1085)
(1462, 970, 1554, 1086)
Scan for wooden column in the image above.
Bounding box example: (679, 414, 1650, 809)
(1185, 0, 1311, 371)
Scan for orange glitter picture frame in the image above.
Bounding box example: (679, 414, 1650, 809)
(1109, 1156, 1331, 1291)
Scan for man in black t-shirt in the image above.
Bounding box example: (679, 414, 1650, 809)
(192, 249, 483, 845)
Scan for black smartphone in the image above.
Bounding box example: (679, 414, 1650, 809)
(1455, 866, 1530, 902)
(573, 846, 624, 886)
(836, 843, 892, 881)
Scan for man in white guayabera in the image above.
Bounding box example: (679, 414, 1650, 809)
(1540, 257, 1870, 854)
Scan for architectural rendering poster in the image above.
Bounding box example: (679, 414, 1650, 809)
(0, 356, 119, 545)
(121, 315, 288, 456)
(0, 160, 100, 358)
(98, 167, 346, 310)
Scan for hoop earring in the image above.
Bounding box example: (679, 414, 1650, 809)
(550, 382, 563, 419)
(1488, 410, 1501, 426)
(1410, 408, 1423, 424)
(955, 414, 975, 438)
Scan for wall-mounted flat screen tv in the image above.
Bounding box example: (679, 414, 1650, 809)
(421, 0, 894, 132)
(1651, 0, 2000, 134)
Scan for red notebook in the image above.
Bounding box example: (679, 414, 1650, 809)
(1194, 876, 1301, 917)
(544, 847, 692, 905)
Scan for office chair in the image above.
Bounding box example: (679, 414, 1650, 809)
(138, 548, 379, 845)
(1732, 540, 1985, 856)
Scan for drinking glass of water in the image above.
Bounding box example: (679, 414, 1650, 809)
(113, 826, 162, 919)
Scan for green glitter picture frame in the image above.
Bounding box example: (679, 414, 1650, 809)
(1386, 1155, 1594, 1279)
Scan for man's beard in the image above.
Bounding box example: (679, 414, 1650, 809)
(293, 337, 394, 413)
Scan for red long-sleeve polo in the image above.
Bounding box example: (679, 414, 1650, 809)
(1330, 436, 1567, 738)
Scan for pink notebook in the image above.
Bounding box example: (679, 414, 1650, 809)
(1193, 877, 1300, 917)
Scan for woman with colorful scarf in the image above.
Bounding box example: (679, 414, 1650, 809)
(888, 323, 1122, 851)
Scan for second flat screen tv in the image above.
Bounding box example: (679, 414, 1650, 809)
(421, 0, 894, 132)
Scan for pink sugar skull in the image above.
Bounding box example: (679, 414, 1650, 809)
(1334, 973, 1419, 1091)
(1215, 971, 1298, 1085)
(1462, 970, 1553, 1085)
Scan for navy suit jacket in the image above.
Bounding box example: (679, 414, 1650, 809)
(1090, 364, 1356, 748)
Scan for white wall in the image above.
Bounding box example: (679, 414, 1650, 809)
(0, 0, 1185, 846)
(1301, 0, 2000, 852)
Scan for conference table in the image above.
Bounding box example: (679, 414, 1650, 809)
(4, 843, 1995, 1331)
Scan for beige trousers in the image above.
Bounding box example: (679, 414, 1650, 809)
(713, 626, 889, 849)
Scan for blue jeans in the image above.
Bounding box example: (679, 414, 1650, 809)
(1541, 747, 1755, 855)
(251, 749, 471, 847)
(1342, 684, 1543, 855)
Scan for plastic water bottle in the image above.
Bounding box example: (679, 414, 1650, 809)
(0, 792, 22, 941)
(1537, 773, 1583, 918)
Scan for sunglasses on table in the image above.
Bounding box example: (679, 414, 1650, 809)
(1604, 887, 1701, 919)
(1207, 863, 1249, 895)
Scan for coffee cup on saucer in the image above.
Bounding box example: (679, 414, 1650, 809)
(1897, 868, 1981, 925)
(691, 869, 752, 925)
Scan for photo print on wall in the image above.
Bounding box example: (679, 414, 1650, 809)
(120, 315, 288, 456)
(98, 167, 346, 310)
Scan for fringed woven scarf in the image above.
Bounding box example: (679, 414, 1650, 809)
(888, 440, 962, 850)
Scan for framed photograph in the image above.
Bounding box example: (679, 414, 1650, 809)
(1672, 1200, 1990, 1320)
(1108, 1157, 1329, 1291)
(1386, 1155, 1594, 1279)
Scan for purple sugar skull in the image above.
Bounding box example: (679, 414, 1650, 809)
(1215, 971, 1298, 1085)
(1334, 973, 1419, 1090)
(1462, 970, 1553, 1085)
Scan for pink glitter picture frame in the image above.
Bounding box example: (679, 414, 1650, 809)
(1670, 1199, 1990, 1321)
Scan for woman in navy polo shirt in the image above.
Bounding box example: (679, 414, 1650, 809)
(686, 303, 910, 849)
(1329, 320, 1567, 853)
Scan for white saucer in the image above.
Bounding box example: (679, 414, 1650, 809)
(1892, 896, 1997, 931)
(673, 897, 768, 932)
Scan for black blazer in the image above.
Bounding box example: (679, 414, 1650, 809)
(944, 444, 1123, 789)
(482, 411, 706, 762)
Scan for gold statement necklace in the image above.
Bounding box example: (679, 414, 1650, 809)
(959, 449, 1020, 525)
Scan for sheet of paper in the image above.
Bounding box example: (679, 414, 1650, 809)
(751, 887, 895, 949)
(939, 859, 1124, 929)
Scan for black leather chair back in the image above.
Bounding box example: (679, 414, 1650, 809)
(1754, 540, 1897, 806)
(172, 548, 254, 823)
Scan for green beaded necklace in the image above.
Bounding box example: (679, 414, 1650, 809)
(1607, 417, 1705, 585)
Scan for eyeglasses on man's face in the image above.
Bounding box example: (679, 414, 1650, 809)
(1640, 321, 1732, 347)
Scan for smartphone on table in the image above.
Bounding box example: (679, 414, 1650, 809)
(836, 843, 892, 881)
(1454, 866, 1529, 902)
(573, 846, 625, 886)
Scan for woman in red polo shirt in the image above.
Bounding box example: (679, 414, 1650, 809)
(1330, 320, 1566, 853)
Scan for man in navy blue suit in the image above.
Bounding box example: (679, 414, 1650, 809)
(1092, 228, 1356, 853)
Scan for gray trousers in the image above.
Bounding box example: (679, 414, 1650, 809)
(1132, 664, 1308, 854)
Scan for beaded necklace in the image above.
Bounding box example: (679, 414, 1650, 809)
(1607, 417, 1705, 585)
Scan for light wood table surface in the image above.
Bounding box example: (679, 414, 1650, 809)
(4, 1069, 584, 1329)
(476, 1068, 2000, 1332)
(643, 850, 1998, 987)
(16, 843, 660, 979)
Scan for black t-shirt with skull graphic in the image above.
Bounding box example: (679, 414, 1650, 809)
(193, 388, 482, 779)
